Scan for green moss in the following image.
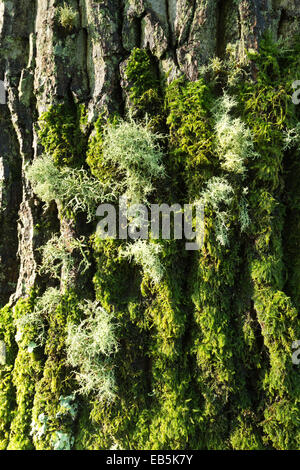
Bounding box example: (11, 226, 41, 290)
(0, 368, 16, 449)
(235, 34, 300, 449)
(31, 290, 82, 450)
(125, 48, 161, 109)
(38, 103, 88, 168)
(125, 48, 165, 131)
(86, 113, 120, 180)
(0, 304, 17, 449)
(74, 236, 150, 449)
(166, 77, 216, 198)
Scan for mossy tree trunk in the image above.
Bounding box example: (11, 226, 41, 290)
(0, 0, 300, 450)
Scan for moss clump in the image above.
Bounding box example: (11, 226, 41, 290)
(120, 240, 164, 285)
(66, 301, 119, 402)
(4, 293, 44, 450)
(235, 34, 300, 450)
(125, 48, 161, 110)
(86, 114, 107, 179)
(125, 48, 165, 131)
(87, 117, 165, 205)
(57, 3, 78, 31)
(38, 103, 87, 168)
(31, 290, 82, 450)
(0, 304, 17, 449)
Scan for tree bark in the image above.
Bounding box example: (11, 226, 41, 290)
(0, 0, 300, 451)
